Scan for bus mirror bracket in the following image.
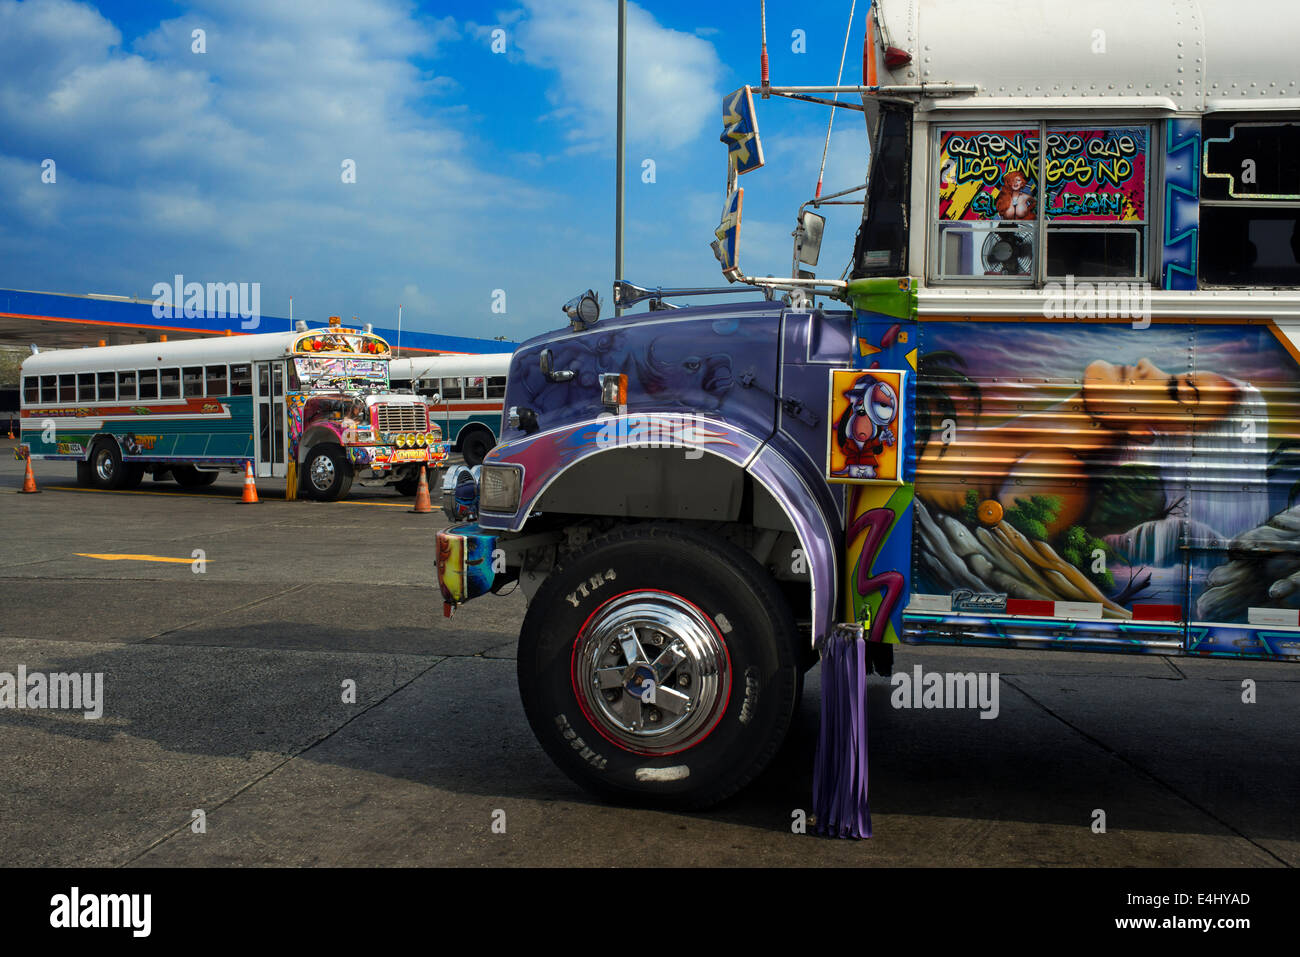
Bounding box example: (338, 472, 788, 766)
(540, 349, 576, 383)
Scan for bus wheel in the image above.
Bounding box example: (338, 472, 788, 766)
(394, 473, 420, 496)
(89, 439, 125, 490)
(76, 460, 93, 487)
(172, 465, 218, 489)
(121, 464, 145, 490)
(517, 523, 800, 810)
(461, 429, 493, 467)
(302, 444, 353, 501)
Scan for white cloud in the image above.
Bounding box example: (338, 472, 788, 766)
(510, 0, 724, 154)
(0, 0, 553, 337)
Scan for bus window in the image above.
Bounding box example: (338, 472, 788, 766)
(206, 365, 228, 396)
(1044, 126, 1148, 279)
(160, 368, 180, 399)
(1046, 228, 1142, 278)
(1201, 207, 1300, 286)
(59, 374, 75, 403)
(230, 364, 252, 396)
(23, 377, 38, 405)
(487, 376, 506, 398)
(98, 372, 115, 401)
(183, 366, 204, 397)
(440, 377, 463, 400)
(1201, 116, 1300, 285)
(930, 124, 1149, 281)
(118, 370, 137, 400)
(40, 375, 56, 403)
(466, 376, 486, 399)
(139, 370, 159, 400)
(77, 372, 95, 401)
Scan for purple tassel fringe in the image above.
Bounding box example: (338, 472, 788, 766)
(812, 628, 872, 838)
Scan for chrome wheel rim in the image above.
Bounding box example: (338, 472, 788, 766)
(309, 454, 335, 491)
(573, 591, 730, 754)
(95, 450, 115, 482)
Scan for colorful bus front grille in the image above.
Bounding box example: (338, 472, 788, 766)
(374, 403, 428, 434)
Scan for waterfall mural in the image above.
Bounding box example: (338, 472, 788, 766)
(910, 320, 1300, 637)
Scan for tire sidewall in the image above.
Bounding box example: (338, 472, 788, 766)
(518, 528, 798, 807)
(91, 438, 123, 490)
(461, 430, 491, 467)
(303, 445, 348, 501)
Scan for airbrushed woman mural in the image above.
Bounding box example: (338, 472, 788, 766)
(912, 321, 1297, 623)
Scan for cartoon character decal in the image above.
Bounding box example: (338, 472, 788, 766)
(828, 369, 904, 484)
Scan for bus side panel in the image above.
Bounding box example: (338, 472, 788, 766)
(1187, 322, 1300, 660)
(20, 395, 255, 464)
(905, 319, 1300, 661)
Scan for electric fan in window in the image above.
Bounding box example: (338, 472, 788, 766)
(981, 227, 1034, 276)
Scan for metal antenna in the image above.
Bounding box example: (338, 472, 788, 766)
(815, 0, 857, 199)
(760, 0, 769, 87)
(615, 0, 627, 316)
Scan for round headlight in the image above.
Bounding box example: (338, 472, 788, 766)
(425, 432, 437, 445)
(395, 434, 408, 448)
(417, 433, 429, 447)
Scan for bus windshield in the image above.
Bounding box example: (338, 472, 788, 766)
(292, 356, 389, 393)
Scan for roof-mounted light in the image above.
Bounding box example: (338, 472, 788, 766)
(562, 290, 601, 330)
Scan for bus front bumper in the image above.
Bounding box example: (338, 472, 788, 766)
(347, 442, 450, 472)
(436, 523, 498, 616)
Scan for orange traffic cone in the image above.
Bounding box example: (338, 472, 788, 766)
(19, 454, 39, 494)
(412, 466, 433, 514)
(241, 461, 259, 503)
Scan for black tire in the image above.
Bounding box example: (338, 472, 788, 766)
(89, 438, 125, 490)
(517, 523, 800, 809)
(394, 473, 421, 496)
(172, 465, 219, 488)
(120, 464, 145, 490)
(300, 444, 354, 501)
(76, 460, 93, 487)
(460, 429, 493, 467)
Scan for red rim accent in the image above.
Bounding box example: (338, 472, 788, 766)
(569, 588, 732, 757)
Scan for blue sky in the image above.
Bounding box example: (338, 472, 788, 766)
(0, 0, 871, 343)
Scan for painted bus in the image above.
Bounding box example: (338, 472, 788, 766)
(389, 353, 509, 466)
(434, 0, 1300, 812)
(19, 318, 446, 500)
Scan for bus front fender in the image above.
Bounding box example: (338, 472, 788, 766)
(477, 416, 841, 647)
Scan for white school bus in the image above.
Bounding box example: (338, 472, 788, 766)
(20, 318, 445, 500)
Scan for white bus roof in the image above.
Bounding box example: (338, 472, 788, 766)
(20, 328, 379, 377)
(389, 353, 511, 380)
(875, 0, 1299, 113)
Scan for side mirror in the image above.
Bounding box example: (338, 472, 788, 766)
(795, 209, 825, 267)
(429, 393, 442, 404)
(540, 348, 575, 383)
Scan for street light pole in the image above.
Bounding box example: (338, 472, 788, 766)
(615, 0, 626, 317)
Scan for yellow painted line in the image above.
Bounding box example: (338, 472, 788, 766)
(76, 553, 199, 564)
(335, 499, 419, 509)
(46, 485, 236, 499)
